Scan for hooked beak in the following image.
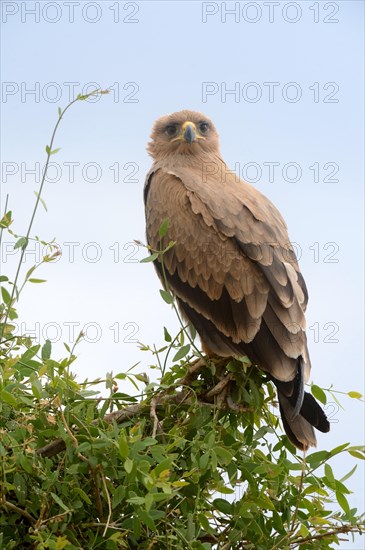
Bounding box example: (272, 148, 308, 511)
(182, 122, 196, 144)
(171, 121, 205, 144)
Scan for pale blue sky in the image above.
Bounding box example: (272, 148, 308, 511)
(1, 2, 364, 546)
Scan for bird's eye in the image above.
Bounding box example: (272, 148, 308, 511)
(165, 124, 178, 137)
(199, 122, 209, 134)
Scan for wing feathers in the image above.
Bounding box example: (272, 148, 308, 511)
(145, 167, 310, 382)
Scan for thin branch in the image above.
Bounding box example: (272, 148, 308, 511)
(150, 396, 161, 438)
(0, 194, 9, 250)
(0, 89, 108, 343)
(60, 407, 88, 463)
(40, 510, 72, 527)
(101, 472, 112, 537)
(92, 467, 103, 522)
(36, 390, 227, 458)
(205, 373, 234, 399)
(289, 524, 364, 547)
(1, 499, 36, 525)
(178, 357, 209, 386)
(290, 455, 307, 531)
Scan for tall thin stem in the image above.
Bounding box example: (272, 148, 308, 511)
(0, 90, 108, 343)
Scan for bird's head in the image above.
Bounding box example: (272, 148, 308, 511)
(147, 110, 220, 160)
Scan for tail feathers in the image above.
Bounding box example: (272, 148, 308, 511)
(272, 356, 330, 450)
(299, 392, 331, 433)
(278, 391, 330, 451)
(272, 355, 305, 417)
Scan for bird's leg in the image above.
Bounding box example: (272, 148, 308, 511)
(178, 355, 212, 386)
(226, 393, 241, 411)
(204, 372, 243, 411)
(205, 373, 234, 400)
(216, 383, 229, 409)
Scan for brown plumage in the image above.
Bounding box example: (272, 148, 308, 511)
(144, 110, 330, 450)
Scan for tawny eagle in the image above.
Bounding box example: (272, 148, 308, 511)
(144, 109, 330, 450)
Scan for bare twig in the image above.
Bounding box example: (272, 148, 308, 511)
(34, 492, 48, 531)
(290, 454, 307, 531)
(289, 524, 364, 547)
(60, 408, 88, 463)
(1, 499, 36, 525)
(178, 357, 207, 385)
(39, 510, 72, 528)
(92, 467, 103, 522)
(150, 397, 161, 438)
(35, 437, 66, 458)
(101, 472, 112, 537)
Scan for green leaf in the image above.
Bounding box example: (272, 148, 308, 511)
(163, 326, 172, 342)
(306, 450, 329, 465)
(73, 488, 92, 505)
(214, 447, 233, 466)
(336, 492, 350, 516)
(124, 457, 133, 474)
(14, 237, 28, 250)
(145, 492, 154, 512)
(118, 434, 129, 458)
(349, 450, 365, 460)
(140, 252, 159, 263)
(159, 289, 174, 304)
(112, 486, 125, 508)
(41, 340, 52, 361)
(0, 389, 18, 405)
(50, 147, 61, 155)
(137, 508, 156, 530)
(311, 384, 327, 405)
(213, 498, 232, 514)
(154, 457, 173, 477)
(329, 442, 350, 457)
(133, 516, 141, 539)
(348, 391, 363, 399)
(198, 513, 216, 535)
(299, 524, 309, 538)
(159, 218, 169, 238)
(189, 322, 196, 340)
(46, 145, 51, 154)
(187, 512, 195, 541)
(340, 464, 357, 483)
(0, 211, 12, 228)
(29, 278, 47, 283)
(173, 344, 190, 362)
(25, 266, 37, 279)
(199, 452, 210, 469)
(58, 107, 62, 117)
(324, 463, 335, 483)
(51, 492, 69, 512)
(1, 286, 11, 305)
(127, 496, 145, 506)
(100, 398, 110, 418)
(34, 191, 48, 212)
(0, 276, 9, 282)
(134, 372, 149, 383)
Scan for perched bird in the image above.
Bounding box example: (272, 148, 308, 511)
(144, 110, 330, 450)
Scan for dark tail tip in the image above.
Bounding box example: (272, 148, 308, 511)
(300, 392, 330, 433)
(278, 391, 330, 451)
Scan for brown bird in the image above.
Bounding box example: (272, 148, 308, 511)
(144, 109, 330, 450)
